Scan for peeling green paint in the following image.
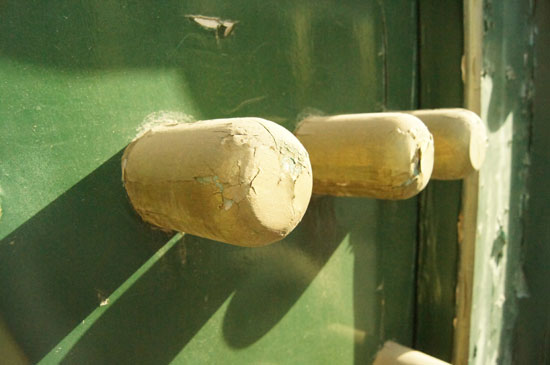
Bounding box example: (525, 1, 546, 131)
(468, 1, 536, 364)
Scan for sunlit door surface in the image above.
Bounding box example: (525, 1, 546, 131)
(0, 1, 419, 363)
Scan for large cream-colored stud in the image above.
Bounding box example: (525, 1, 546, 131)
(122, 118, 313, 247)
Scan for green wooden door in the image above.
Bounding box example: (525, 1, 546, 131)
(0, 1, 446, 363)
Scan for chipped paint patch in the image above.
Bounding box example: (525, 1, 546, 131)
(186, 15, 238, 38)
(194, 176, 214, 185)
(223, 199, 234, 211)
(280, 156, 303, 181)
(490, 227, 506, 266)
(194, 176, 224, 193)
(194, 176, 240, 211)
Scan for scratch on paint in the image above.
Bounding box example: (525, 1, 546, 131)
(289, 4, 313, 105)
(226, 95, 267, 114)
(377, 0, 389, 109)
(0, 184, 4, 221)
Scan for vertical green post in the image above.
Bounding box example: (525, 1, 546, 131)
(414, 0, 463, 361)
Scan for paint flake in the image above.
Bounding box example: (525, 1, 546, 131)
(186, 15, 238, 38)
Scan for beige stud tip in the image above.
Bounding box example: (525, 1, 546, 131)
(122, 117, 313, 247)
(294, 113, 434, 200)
(373, 341, 450, 365)
(408, 108, 487, 180)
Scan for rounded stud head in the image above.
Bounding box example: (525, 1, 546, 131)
(122, 117, 313, 247)
(295, 113, 434, 200)
(409, 108, 487, 180)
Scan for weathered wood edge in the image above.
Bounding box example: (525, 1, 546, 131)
(452, 0, 482, 363)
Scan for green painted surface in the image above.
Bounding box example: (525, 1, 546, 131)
(416, 183, 461, 361)
(512, 1, 550, 363)
(0, 1, 421, 363)
(414, 0, 463, 361)
(41, 198, 418, 364)
(469, 1, 535, 364)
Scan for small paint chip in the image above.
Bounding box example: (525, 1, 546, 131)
(490, 227, 506, 266)
(223, 199, 234, 210)
(186, 15, 238, 38)
(514, 268, 530, 299)
(505, 66, 516, 80)
(96, 289, 109, 306)
(195, 176, 213, 184)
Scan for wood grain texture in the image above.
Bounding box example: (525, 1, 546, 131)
(452, 0, 483, 363)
